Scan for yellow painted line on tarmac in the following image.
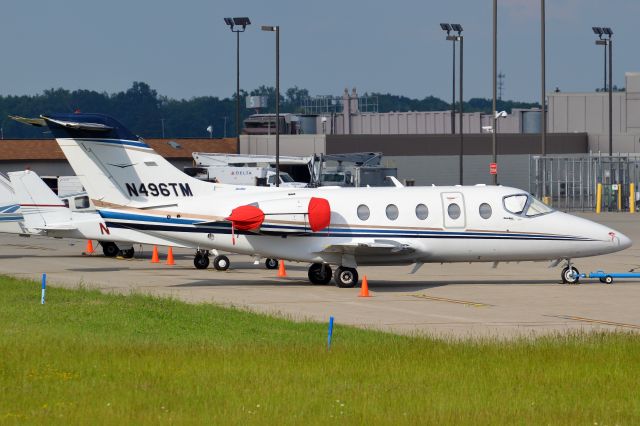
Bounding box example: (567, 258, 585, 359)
(411, 294, 492, 308)
(550, 315, 640, 330)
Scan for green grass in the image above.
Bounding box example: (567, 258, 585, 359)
(1, 275, 639, 425)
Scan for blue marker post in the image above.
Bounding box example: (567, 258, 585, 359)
(327, 316, 334, 350)
(41, 273, 46, 305)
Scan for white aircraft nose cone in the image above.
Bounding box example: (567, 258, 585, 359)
(615, 232, 633, 250)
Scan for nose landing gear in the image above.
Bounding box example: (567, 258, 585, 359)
(561, 261, 580, 284)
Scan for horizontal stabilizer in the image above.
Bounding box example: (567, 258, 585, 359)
(8, 115, 47, 127)
(43, 116, 113, 132)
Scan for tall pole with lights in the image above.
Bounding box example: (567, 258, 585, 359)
(492, 0, 498, 185)
(593, 27, 614, 155)
(224, 17, 251, 154)
(440, 24, 456, 135)
(262, 25, 280, 187)
(441, 23, 464, 184)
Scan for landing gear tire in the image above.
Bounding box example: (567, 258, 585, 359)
(603, 275, 614, 284)
(119, 248, 135, 259)
(334, 266, 358, 288)
(102, 242, 119, 257)
(308, 263, 332, 285)
(561, 266, 580, 284)
(265, 258, 279, 270)
(194, 253, 210, 269)
(213, 255, 230, 271)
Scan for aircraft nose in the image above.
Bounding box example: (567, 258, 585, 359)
(614, 231, 633, 250)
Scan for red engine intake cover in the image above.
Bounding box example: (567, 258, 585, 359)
(308, 197, 331, 232)
(225, 205, 265, 231)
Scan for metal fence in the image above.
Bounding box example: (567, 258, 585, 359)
(530, 154, 640, 211)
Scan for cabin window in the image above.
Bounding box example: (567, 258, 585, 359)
(479, 203, 492, 219)
(357, 204, 370, 221)
(415, 204, 429, 220)
(74, 196, 90, 209)
(447, 203, 461, 219)
(385, 204, 399, 220)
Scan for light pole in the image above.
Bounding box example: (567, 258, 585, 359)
(540, 0, 546, 199)
(224, 17, 251, 154)
(441, 23, 464, 184)
(262, 25, 280, 187)
(492, 0, 498, 185)
(593, 27, 613, 155)
(440, 23, 456, 135)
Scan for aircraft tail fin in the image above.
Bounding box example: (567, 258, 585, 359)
(41, 113, 223, 208)
(8, 170, 71, 230)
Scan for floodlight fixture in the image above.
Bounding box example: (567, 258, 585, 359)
(261, 25, 277, 32)
(592, 26, 603, 37)
(440, 23, 452, 34)
(451, 24, 463, 33)
(602, 27, 613, 36)
(225, 17, 251, 32)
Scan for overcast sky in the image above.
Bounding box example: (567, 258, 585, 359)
(1, 0, 638, 102)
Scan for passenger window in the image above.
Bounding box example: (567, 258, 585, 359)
(503, 194, 528, 215)
(479, 203, 492, 219)
(75, 196, 90, 209)
(385, 204, 399, 220)
(447, 203, 461, 219)
(415, 204, 428, 220)
(357, 204, 370, 221)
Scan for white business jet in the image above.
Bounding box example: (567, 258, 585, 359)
(11, 113, 631, 287)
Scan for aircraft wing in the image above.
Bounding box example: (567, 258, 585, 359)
(33, 224, 78, 231)
(316, 239, 415, 256)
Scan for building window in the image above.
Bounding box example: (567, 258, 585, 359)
(447, 203, 461, 219)
(415, 204, 429, 220)
(479, 203, 492, 219)
(357, 204, 370, 221)
(386, 204, 399, 220)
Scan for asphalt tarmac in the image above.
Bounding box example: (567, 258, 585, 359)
(1, 212, 639, 339)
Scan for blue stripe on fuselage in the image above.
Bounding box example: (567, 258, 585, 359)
(80, 138, 150, 149)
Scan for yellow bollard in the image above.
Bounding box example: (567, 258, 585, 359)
(631, 183, 636, 214)
(617, 183, 622, 211)
(596, 183, 602, 214)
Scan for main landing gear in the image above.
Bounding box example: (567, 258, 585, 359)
(193, 250, 230, 271)
(265, 258, 279, 270)
(101, 242, 135, 259)
(193, 250, 210, 269)
(306, 263, 359, 288)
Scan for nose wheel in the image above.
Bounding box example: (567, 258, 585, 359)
(213, 255, 230, 271)
(265, 258, 279, 270)
(561, 266, 580, 284)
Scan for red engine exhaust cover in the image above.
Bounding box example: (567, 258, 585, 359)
(308, 197, 331, 232)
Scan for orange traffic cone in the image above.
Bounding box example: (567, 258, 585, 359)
(85, 240, 94, 255)
(358, 275, 371, 297)
(278, 260, 287, 277)
(166, 246, 175, 265)
(151, 245, 160, 263)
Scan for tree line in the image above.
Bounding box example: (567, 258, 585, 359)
(0, 82, 539, 139)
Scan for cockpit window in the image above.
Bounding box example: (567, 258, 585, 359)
(503, 195, 528, 215)
(503, 194, 554, 217)
(525, 197, 554, 217)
